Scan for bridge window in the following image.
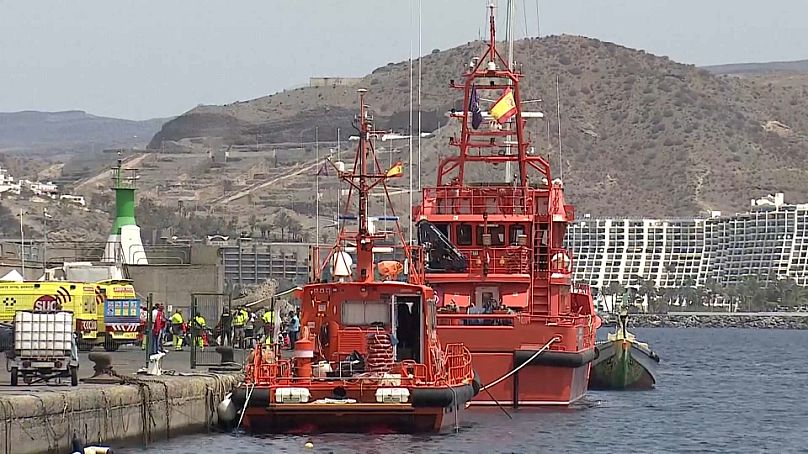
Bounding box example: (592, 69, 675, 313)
(456, 224, 473, 246)
(476, 225, 505, 246)
(434, 223, 449, 238)
(341, 301, 391, 326)
(509, 224, 526, 245)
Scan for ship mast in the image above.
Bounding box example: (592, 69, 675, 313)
(438, 4, 551, 190)
(325, 88, 422, 284)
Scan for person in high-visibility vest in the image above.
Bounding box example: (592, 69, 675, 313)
(170, 309, 184, 351)
(191, 313, 206, 348)
(261, 309, 274, 346)
(233, 307, 246, 348)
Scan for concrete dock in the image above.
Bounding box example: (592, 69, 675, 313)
(0, 348, 241, 454)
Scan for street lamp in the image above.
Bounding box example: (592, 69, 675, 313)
(16, 209, 29, 278)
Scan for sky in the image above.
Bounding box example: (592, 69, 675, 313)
(1, 0, 806, 120)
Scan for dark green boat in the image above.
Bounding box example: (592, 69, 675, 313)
(589, 309, 660, 390)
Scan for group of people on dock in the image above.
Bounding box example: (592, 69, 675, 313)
(141, 304, 301, 353)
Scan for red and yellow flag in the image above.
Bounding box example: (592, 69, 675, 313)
(489, 88, 518, 124)
(386, 161, 404, 177)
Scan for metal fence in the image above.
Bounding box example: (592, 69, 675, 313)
(189, 292, 248, 368)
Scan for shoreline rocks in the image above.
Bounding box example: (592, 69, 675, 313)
(615, 313, 808, 329)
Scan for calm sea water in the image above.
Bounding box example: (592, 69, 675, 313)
(121, 328, 808, 453)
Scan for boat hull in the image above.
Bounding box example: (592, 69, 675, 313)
(234, 384, 474, 434)
(589, 340, 658, 390)
(240, 403, 463, 433)
(437, 322, 596, 406)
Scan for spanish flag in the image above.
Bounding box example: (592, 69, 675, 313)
(489, 88, 518, 124)
(386, 161, 404, 177)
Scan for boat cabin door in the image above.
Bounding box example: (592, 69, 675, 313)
(392, 295, 422, 362)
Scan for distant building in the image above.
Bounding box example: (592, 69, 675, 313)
(567, 193, 808, 289)
(221, 241, 311, 286)
(308, 77, 362, 87)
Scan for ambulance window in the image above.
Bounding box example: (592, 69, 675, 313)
(456, 224, 472, 246)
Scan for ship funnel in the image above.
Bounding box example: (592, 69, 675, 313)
(331, 251, 353, 278)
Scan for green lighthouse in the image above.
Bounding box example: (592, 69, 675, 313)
(102, 153, 148, 264)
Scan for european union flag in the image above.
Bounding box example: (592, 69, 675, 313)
(469, 84, 483, 130)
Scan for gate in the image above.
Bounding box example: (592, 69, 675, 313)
(189, 292, 247, 368)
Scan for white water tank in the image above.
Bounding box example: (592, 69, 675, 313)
(331, 251, 353, 278)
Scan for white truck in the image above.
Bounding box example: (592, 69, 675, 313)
(6, 311, 79, 386)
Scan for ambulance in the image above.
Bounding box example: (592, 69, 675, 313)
(0, 281, 100, 348)
(94, 279, 142, 351)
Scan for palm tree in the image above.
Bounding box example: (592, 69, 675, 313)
(606, 281, 624, 312)
(638, 278, 658, 313)
(288, 219, 303, 242)
(705, 278, 721, 310)
(680, 277, 697, 310)
(275, 212, 292, 240)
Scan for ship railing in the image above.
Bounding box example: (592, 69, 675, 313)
(462, 246, 531, 275)
(436, 312, 518, 327)
(309, 244, 427, 284)
(442, 343, 474, 386)
(246, 358, 294, 385)
(422, 186, 539, 216)
(572, 283, 592, 295)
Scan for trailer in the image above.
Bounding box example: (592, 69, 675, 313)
(6, 311, 79, 386)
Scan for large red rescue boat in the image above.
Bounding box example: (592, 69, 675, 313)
(415, 5, 600, 407)
(234, 89, 478, 433)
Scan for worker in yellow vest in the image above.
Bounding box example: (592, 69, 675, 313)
(262, 309, 274, 344)
(233, 307, 247, 348)
(191, 313, 207, 348)
(170, 309, 184, 351)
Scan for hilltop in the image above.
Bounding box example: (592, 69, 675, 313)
(704, 59, 808, 76)
(148, 36, 808, 219)
(0, 110, 168, 153)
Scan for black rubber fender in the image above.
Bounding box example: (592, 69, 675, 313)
(471, 370, 482, 396)
(411, 384, 474, 408)
(231, 386, 271, 408)
(514, 347, 597, 368)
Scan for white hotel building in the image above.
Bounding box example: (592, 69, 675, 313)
(567, 193, 808, 290)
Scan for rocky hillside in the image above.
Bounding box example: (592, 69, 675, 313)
(0, 110, 168, 153)
(149, 36, 808, 217)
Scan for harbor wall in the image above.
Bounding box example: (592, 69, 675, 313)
(625, 313, 808, 329)
(0, 373, 240, 454)
(127, 263, 224, 311)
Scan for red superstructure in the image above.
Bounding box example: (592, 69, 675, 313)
(234, 89, 478, 433)
(415, 6, 600, 407)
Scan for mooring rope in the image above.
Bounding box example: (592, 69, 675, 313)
(479, 337, 559, 391)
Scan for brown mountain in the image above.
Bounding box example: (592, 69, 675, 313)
(148, 36, 808, 218)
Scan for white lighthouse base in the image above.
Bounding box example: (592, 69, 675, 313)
(102, 225, 148, 265)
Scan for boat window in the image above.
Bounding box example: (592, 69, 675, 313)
(476, 225, 505, 246)
(509, 224, 526, 245)
(341, 301, 391, 326)
(456, 224, 473, 246)
(434, 223, 450, 238)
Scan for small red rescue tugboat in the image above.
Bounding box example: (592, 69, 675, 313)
(233, 89, 478, 433)
(415, 5, 600, 407)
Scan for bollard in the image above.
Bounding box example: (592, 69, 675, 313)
(81, 352, 123, 384)
(208, 345, 242, 372)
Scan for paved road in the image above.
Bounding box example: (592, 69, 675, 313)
(0, 344, 246, 395)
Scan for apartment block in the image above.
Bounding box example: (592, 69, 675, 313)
(567, 193, 808, 289)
